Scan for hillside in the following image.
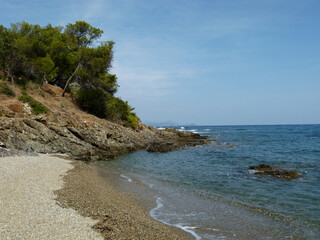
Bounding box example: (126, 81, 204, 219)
(0, 81, 209, 160)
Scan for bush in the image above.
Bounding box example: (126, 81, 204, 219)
(105, 96, 139, 129)
(73, 87, 139, 128)
(125, 114, 138, 129)
(18, 94, 32, 102)
(18, 93, 48, 115)
(105, 96, 129, 121)
(0, 83, 15, 96)
(74, 88, 107, 118)
(29, 100, 48, 115)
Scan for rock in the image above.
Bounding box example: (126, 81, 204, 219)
(146, 131, 208, 153)
(249, 164, 299, 180)
(249, 164, 277, 171)
(0, 115, 210, 160)
(40, 83, 64, 96)
(9, 103, 22, 113)
(146, 142, 177, 153)
(0, 87, 211, 160)
(22, 103, 32, 114)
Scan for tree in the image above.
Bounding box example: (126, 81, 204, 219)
(0, 26, 21, 83)
(62, 21, 104, 96)
(0, 21, 138, 128)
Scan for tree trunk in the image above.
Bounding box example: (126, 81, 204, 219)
(62, 62, 81, 97)
(5, 67, 9, 83)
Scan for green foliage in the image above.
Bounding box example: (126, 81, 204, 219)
(125, 114, 138, 129)
(29, 99, 48, 115)
(0, 21, 139, 127)
(105, 96, 139, 129)
(72, 88, 139, 128)
(0, 82, 15, 96)
(25, 81, 41, 90)
(65, 21, 103, 48)
(18, 94, 32, 102)
(18, 93, 48, 115)
(74, 88, 107, 118)
(105, 96, 130, 121)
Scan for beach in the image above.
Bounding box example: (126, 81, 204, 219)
(0, 154, 102, 239)
(0, 154, 191, 240)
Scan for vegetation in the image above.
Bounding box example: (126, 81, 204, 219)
(0, 21, 138, 128)
(0, 82, 15, 96)
(18, 94, 32, 102)
(18, 93, 48, 115)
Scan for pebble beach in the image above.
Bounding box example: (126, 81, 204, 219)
(0, 153, 190, 240)
(0, 154, 103, 240)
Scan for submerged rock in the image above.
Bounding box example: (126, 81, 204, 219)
(249, 164, 299, 180)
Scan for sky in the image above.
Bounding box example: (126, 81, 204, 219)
(0, 0, 319, 125)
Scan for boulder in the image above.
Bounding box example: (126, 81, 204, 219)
(41, 83, 63, 96)
(249, 164, 299, 180)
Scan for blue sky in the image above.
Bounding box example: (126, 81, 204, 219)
(1, 0, 319, 125)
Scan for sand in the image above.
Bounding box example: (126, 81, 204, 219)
(0, 154, 190, 240)
(55, 161, 191, 240)
(0, 154, 103, 240)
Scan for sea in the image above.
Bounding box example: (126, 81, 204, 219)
(94, 125, 320, 239)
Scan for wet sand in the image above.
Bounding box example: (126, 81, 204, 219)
(55, 160, 192, 240)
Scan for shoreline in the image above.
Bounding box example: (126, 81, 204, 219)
(55, 160, 193, 240)
(0, 153, 192, 239)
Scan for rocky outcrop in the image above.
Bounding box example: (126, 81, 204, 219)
(0, 83, 210, 160)
(249, 164, 299, 180)
(40, 83, 64, 96)
(0, 116, 208, 160)
(146, 128, 208, 153)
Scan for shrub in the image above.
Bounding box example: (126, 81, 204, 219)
(125, 114, 138, 129)
(105, 96, 139, 128)
(73, 87, 139, 128)
(29, 100, 48, 115)
(18, 93, 48, 115)
(0, 83, 15, 96)
(74, 88, 107, 118)
(105, 96, 129, 121)
(18, 94, 32, 102)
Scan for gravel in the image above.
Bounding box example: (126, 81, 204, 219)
(0, 154, 103, 240)
(55, 161, 191, 240)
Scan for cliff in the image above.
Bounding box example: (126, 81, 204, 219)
(0, 83, 209, 160)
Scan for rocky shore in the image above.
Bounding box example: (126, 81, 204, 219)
(0, 83, 207, 239)
(0, 83, 209, 161)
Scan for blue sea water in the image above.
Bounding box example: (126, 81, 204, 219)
(95, 125, 320, 239)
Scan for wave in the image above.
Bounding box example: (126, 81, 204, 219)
(120, 174, 132, 182)
(150, 197, 201, 240)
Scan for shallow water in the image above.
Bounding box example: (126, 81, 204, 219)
(95, 125, 320, 239)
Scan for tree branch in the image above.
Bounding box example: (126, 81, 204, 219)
(62, 62, 81, 97)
